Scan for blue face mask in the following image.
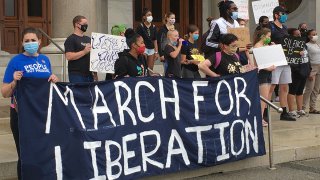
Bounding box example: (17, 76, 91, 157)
(193, 34, 199, 41)
(231, 12, 238, 20)
(171, 41, 178, 46)
(279, 14, 288, 23)
(24, 42, 39, 55)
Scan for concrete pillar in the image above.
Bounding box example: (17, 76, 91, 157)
(107, 0, 133, 33)
(41, 0, 108, 53)
(317, 0, 320, 32)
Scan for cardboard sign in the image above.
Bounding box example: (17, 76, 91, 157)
(228, 27, 251, 48)
(282, 35, 305, 64)
(253, 44, 288, 69)
(252, 0, 279, 24)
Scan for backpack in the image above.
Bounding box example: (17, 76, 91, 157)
(214, 52, 240, 68)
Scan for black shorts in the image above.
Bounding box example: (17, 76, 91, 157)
(289, 69, 307, 95)
(258, 70, 272, 85)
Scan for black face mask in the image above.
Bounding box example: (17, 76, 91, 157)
(300, 29, 308, 33)
(79, 24, 88, 32)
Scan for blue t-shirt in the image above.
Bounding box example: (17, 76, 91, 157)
(3, 53, 52, 83)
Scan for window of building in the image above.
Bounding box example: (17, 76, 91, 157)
(4, 0, 16, 17)
(278, 0, 302, 14)
(28, 0, 43, 17)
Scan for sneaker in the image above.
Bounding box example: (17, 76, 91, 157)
(280, 113, 297, 121)
(274, 96, 280, 102)
(297, 110, 306, 116)
(288, 111, 301, 118)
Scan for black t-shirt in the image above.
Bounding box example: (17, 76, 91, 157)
(64, 34, 91, 75)
(270, 22, 288, 44)
(114, 51, 147, 78)
(181, 40, 199, 72)
(164, 44, 181, 78)
(208, 52, 243, 76)
(136, 23, 157, 49)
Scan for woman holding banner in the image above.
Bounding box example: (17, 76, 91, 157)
(1, 27, 58, 179)
(253, 28, 276, 127)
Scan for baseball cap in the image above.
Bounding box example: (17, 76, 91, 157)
(273, 6, 287, 14)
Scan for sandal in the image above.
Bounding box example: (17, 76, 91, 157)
(309, 109, 320, 114)
(262, 120, 268, 127)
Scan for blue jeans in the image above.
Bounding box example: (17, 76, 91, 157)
(69, 73, 94, 83)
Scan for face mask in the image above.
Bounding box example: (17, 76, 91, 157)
(239, 25, 245, 28)
(136, 44, 146, 55)
(312, 35, 319, 42)
(24, 42, 39, 55)
(231, 12, 238, 20)
(279, 14, 288, 24)
(169, 19, 175, 25)
(263, 37, 271, 45)
(146, 16, 153, 23)
(193, 34, 199, 41)
(227, 45, 238, 54)
(171, 40, 178, 46)
(79, 24, 88, 32)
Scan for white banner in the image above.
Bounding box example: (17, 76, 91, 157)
(90, 32, 128, 73)
(252, 0, 279, 24)
(233, 0, 249, 20)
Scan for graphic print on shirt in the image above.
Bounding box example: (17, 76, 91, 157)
(23, 59, 50, 73)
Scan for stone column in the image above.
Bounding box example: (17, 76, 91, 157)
(317, 0, 320, 33)
(41, 0, 108, 53)
(107, 0, 133, 32)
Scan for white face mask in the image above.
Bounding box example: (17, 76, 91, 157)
(169, 18, 175, 25)
(146, 16, 153, 23)
(239, 25, 245, 28)
(312, 35, 319, 42)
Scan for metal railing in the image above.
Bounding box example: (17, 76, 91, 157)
(260, 96, 283, 170)
(38, 29, 67, 82)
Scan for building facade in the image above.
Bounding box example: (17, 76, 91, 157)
(0, 0, 319, 54)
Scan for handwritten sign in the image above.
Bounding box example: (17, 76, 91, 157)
(228, 27, 251, 48)
(233, 0, 249, 20)
(90, 32, 128, 73)
(252, 0, 279, 24)
(253, 44, 288, 69)
(282, 35, 305, 64)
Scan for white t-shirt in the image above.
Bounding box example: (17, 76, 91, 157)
(306, 42, 320, 64)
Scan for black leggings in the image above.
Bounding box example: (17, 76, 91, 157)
(10, 107, 21, 180)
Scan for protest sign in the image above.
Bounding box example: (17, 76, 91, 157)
(90, 32, 128, 73)
(233, 0, 249, 20)
(252, 0, 279, 24)
(18, 71, 265, 180)
(228, 27, 251, 48)
(281, 35, 305, 64)
(253, 44, 288, 69)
